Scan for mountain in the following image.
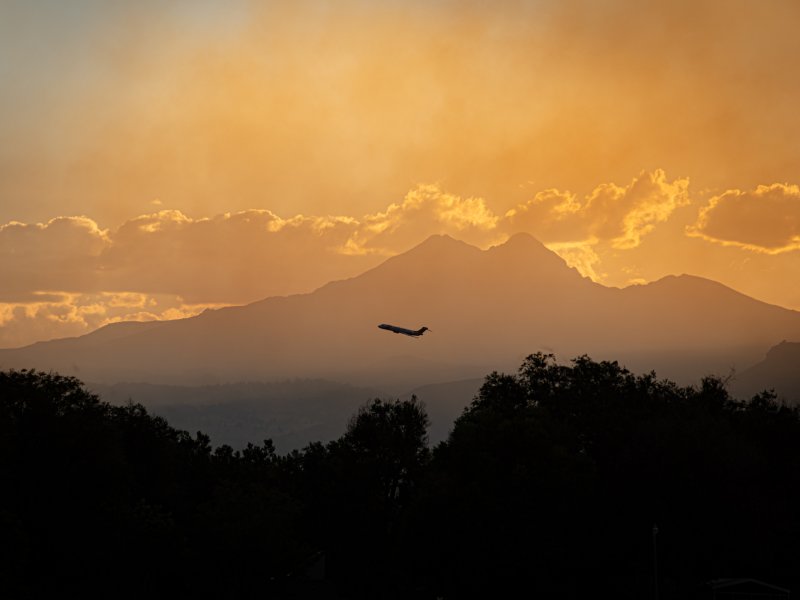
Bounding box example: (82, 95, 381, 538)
(732, 341, 800, 403)
(90, 379, 380, 452)
(2, 233, 800, 389)
(89, 377, 486, 452)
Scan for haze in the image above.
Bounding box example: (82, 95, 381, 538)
(2, 0, 800, 348)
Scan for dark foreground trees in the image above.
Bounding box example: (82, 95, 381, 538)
(287, 397, 430, 598)
(3, 356, 800, 599)
(0, 369, 303, 598)
(418, 354, 800, 598)
(0, 371, 429, 598)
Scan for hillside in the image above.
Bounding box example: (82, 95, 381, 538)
(2, 233, 799, 388)
(732, 341, 800, 403)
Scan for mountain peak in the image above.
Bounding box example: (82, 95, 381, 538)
(4, 223, 800, 389)
(506, 231, 541, 243)
(398, 234, 482, 261)
(487, 232, 577, 277)
(413, 233, 476, 250)
(493, 232, 549, 251)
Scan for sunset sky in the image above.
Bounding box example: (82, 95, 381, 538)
(2, 0, 800, 348)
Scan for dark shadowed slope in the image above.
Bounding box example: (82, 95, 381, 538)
(732, 341, 800, 403)
(600, 274, 800, 380)
(2, 233, 799, 387)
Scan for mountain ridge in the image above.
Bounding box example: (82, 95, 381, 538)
(1, 233, 798, 388)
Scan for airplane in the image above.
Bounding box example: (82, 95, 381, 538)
(378, 323, 430, 337)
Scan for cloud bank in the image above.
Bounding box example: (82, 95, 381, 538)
(0, 184, 509, 347)
(4, 0, 800, 226)
(2, 171, 800, 347)
(343, 185, 501, 255)
(505, 170, 689, 249)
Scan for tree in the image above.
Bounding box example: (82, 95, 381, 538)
(420, 353, 800, 598)
(340, 396, 430, 505)
(0, 370, 221, 597)
(289, 396, 431, 599)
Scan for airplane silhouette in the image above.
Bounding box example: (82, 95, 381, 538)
(378, 323, 430, 337)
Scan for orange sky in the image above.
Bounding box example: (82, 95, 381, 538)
(2, 0, 800, 348)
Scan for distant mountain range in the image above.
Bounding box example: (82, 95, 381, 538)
(89, 379, 379, 453)
(3, 232, 800, 391)
(87, 377, 485, 452)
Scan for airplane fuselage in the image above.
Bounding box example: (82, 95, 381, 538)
(378, 323, 429, 337)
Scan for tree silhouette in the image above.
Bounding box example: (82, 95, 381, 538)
(285, 396, 430, 598)
(0, 370, 300, 598)
(414, 353, 800, 598)
(4, 360, 800, 599)
(340, 396, 430, 505)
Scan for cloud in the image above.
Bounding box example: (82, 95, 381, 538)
(0, 209, 372, 309)
(0, 216, 110, 300)
(101, 192, 502, 299)
(4, 0, 800, 239)
(102, 209, 368, 302)
(0, 174, 692, 334)
(501, 170, 692, 285)
(0, 186, 506, 346)
(688, 184, 800, 253)
(543, 242, 605, 282)
(0, 292, 224, 349)
(0, 215, 109, 258)
(505, 170, 690, 249)
(343, 184, 502, 255)
(14, 172, 800, 348)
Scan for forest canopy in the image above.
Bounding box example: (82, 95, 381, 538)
(2, 355, 799, 599)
